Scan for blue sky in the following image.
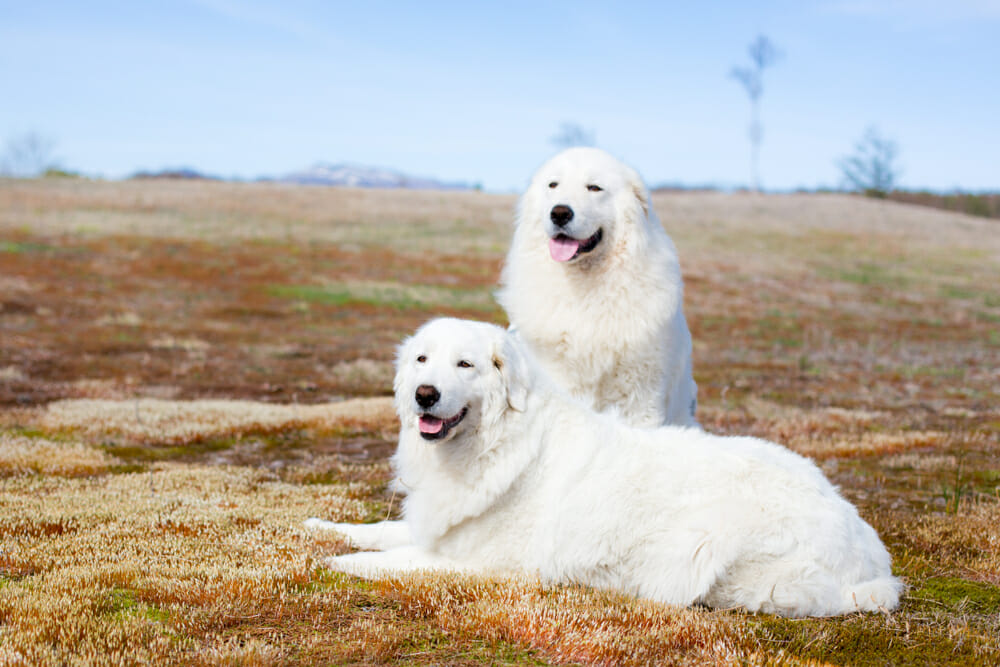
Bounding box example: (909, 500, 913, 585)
(2, 0, 998, 191)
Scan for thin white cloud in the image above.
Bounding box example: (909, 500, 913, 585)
(823, 0, 1000, 23)
(187, 0, 326, 41)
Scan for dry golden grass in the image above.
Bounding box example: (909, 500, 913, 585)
(0, 178, 516, 254)
(372, 574, 750, 666)
(700, 399, 948, 459)
(656, 191, 1000, 254)
(39, 397, 395, 445)
(0, 460, 365, 665)
(914, 497, 1000, 580)
(0, 433, 121, 478)
(1, 179, 999, 665)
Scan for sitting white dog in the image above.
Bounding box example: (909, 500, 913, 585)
(306, 318, 902, 618)
(497, 147, 697, 427)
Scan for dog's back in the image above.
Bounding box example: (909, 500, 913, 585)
(485, 399, 901, 617)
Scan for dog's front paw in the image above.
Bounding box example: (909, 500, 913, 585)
(303, 519, 412, 551)
(303, 517, 340, 531)
(324, 546, 455, 578)
(325, 552, 384, 579)
(302, 519, 374, 546)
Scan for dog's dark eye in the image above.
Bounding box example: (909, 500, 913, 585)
(457, 360, 473, 368)
(417, 355, 426, 363)
(587, 184, 603, 192)
(548, 181, 558, 189)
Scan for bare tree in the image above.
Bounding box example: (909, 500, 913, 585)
(550, 122, 595, 149)
(730, 35, 781, 192)
(0, 131, 58, 177)
(838, 126, 901, 198)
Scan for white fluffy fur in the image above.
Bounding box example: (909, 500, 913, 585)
(497, 147, 697, 427)
(307, 318, 903, 618)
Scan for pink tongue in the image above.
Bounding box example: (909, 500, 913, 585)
(419, 415, 444, 434)
(549, 236, 580, 262)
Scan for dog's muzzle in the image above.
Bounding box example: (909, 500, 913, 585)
(418, 407, 468, 441)
(549, 228, 603, 262)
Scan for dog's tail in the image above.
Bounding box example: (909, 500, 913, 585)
(841, 576, 904, 613)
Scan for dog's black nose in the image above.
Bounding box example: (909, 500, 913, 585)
(550, 204, 574, 227)
(415, 384, 440, 408)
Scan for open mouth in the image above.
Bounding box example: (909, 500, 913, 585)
(549, 228, 603, 262)
(418, 407, 468, 441)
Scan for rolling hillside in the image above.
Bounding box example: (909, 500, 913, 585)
(1, 178, 998, 665)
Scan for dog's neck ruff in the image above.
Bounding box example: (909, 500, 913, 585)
(398, 392, 551, 548)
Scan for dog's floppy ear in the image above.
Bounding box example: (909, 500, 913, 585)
(492, 331, 531, 412)
(630, 173, 650, 219)
(392, 335, 416, 417)
(516, 181, 541, 228)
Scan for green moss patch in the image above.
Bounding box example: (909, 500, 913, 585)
(910, 577, 1000, 615)
(749, 613, 993, 666)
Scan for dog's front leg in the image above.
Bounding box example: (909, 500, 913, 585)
(325, 546, 463, 579)
(303, 518, 413, 550)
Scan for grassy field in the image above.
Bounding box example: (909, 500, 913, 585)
(1, 177, 998, 665)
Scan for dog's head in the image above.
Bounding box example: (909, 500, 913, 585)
(393, 318, 531, 444)
(520, 147, 651, 265)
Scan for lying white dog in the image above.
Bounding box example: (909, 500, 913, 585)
(306, 318, 902, 618)
(496, 147, 697, 427)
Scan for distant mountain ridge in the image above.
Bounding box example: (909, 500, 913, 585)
(131, 167, 219, 180)
(276, 162, 473, 190)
